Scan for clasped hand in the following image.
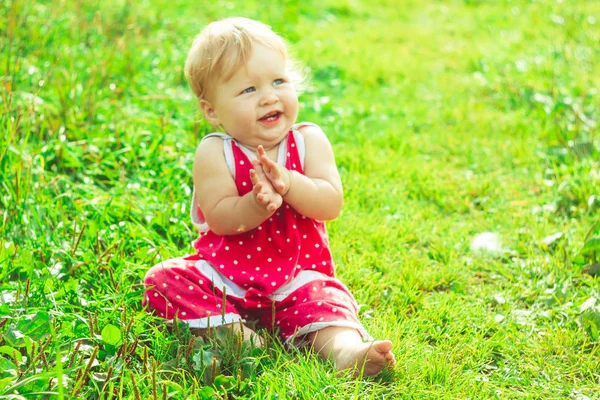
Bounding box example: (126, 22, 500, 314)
(249, 145, 292, 212)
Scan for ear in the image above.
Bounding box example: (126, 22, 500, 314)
(199, 99, 219, 126)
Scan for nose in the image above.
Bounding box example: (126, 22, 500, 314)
(260, 89, 278, 106)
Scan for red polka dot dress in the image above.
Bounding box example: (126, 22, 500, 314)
(144, 124, 371, 343)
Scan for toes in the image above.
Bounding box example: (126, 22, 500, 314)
(335, 341, 396, 377)
(372, 340, 393, 354)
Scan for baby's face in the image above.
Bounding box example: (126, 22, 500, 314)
(206, 44, 299, 149)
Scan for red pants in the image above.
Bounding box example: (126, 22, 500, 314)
(143, 254, 371, 342)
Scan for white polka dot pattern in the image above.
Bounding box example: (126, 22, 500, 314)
(141, 128, 362, 339)
(186, 130, 333, 297)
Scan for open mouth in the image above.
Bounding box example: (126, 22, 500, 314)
(259, 111, 282, 122)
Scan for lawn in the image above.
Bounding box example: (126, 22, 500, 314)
(1, 0, 600, 398)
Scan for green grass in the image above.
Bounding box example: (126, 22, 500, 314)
(2, 0, 600, 398)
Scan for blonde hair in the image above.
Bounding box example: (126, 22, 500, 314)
(184, 17, 303, 101)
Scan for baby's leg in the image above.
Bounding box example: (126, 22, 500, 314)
(266, 272, 394, 376)
(309, 327, 395, 376)
(144, 257, 262, 346)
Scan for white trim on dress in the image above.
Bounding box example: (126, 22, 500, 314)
(185, 313, 243, 329)
(194, 260, 247, 298)
(192, 262, 351, 304)
(268, 270, 329, 301)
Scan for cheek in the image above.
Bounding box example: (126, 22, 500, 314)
(287, 96, 299, 116)
(228, 108, 256, 129)
(280, 88, 297, 106)
(239, 107, 257, 122)
(228, 99, 254, 119)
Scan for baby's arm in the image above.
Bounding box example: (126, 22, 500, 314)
(193, 138, 281, 235)
(258, 124, 343, 221)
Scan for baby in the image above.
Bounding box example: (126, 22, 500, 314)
(143, 17, 395, 376)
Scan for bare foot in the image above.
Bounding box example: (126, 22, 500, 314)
(334, 340, 396, 376)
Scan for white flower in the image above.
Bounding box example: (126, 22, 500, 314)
(471, 232, 503, 254)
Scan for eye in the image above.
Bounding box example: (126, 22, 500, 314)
(240, 86, 255, 94)
(273, 78, 285, 86)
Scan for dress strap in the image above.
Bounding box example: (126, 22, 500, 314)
(292, 122, 317, 170)
(201, 125, 315, 179)
(201, 133, 237, 178)
(276, 135, 288, 166)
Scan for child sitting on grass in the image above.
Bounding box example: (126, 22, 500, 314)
(143, 17, 395, 376)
